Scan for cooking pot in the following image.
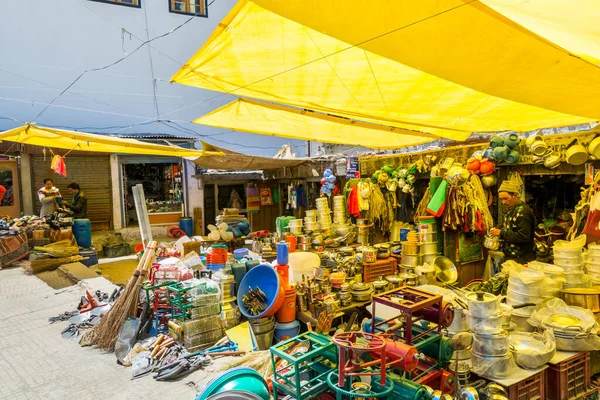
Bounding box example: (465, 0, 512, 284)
(561, 287, 600, 313)
(372, 277, 389, 294)
(589, 134, 600, 159)
(466, 157, 481, 174)
(529, 135, 549, 156)
(420, 242, 438, 255)
(493, 145, 509, 162)
(490, 136, 505, 148)
(505, 133, 521, 149)
(566, 138, 589, 165)
(405, 273, 418, 286)
(402, 254, 421, 267)
(480, 158, 496, 175)
(481, 174, 497, 188)
(543, 151, 561, 169)
(362, 247, 377, 263)
(374, 243, 391, 259)
(483, 234, 501, 250)
(465, 291, 501, 317)
(472, 331, 509, 356)
(386, 273, 405, 289)
(506, 149, 520, 164)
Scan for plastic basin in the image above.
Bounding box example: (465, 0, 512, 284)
(237, 263, 284, 318)
(195, 367, 270, 400)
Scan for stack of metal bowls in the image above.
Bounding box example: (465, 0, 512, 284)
(315, 198, 332, 234)
(304, 210, 318, 234)
(287, 219, 303, 236)
(420, 239, 439, 264)
(356, 218, 372, 245)
(554, 242, 585, 287)
(332, 195, 347, 224)
(587, 243, 600, 283)
(507, 268, 545, 332)
(400, 230, 420, 272)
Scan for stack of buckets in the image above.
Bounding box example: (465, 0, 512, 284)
(287, 219, 303, 236)
(417, 217, 439, 264)
(273, 242, 300, 343)
(332, 195, 347, 224)
(206, 244, 228, 271)
(304, 210, 318, 234)
(316, 197, 332, 236)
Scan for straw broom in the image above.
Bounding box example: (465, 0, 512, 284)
(24, 255, 85, 275)
(220, 350, 273, 379)
(82, 241, 157, 350)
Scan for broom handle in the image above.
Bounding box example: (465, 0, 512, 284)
(133, 240, 156, 274)
(141, 241, 157, 274)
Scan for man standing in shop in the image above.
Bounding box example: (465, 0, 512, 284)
(61, 182, 88, 219)
(489, 181, 535, 263)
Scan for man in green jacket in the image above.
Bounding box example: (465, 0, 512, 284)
(61, 182, 88, 219)
(489, 180, 535, 263)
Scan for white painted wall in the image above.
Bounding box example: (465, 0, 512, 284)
(0, 0, 305, 157)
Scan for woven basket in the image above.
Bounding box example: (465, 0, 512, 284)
(183, 241, 202, 256)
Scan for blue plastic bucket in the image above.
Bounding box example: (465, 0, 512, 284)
(207, 263, 225, 272)
(237, 264, 283, 318)
(274, 320, 300, 342)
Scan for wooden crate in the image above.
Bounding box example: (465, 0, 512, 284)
(547, 352, 590, 400)
(363, 257, 397, 283)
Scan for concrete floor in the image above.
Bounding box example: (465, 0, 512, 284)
(0, 267, 231, 400)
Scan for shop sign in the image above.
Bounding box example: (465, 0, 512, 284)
(346, 157, 360, 178)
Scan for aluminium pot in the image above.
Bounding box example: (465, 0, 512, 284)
(465, 291, 502, 317)
(483, 234, 501, 251)
(472, 331, 510, 356)
(386, 273, 405, 289)
(374, 243, 391, 259)
(471, 351, 513, 378)
(362, 247, 377, 263)
(561, 287, 600, 313)
(402, 254, 421, 267)
(589, 134, 600, 159)
(566, 138, 589, 166)
(420, 242, 438, 255)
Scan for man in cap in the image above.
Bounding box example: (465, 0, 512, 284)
(489, 181, 535, 263)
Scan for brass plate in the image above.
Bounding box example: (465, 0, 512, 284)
(549, 314, 581, 327)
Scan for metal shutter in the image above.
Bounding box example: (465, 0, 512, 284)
(31, 155, 112, 229)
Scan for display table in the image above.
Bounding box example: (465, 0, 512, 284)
(0, 232, 29, 268)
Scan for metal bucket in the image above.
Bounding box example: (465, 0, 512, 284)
(249, 316, 275, 334)
(254, 328, 275, 350)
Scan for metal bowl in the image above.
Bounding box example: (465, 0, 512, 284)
(509, 332, 555, 369)
(432, 256, 457, 284)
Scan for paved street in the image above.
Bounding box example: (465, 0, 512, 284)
(0, 268, 226, 400)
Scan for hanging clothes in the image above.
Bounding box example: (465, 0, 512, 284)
(246, 184, 260, 213)
(347, 185, 360, 218)
(296, 184, 307, 207)
(51, 155, 67, 177)
(290, 186, 298, 210)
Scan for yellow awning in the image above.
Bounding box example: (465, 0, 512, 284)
(0, 125, 218, 157)
(252, 0, 600, 120)
(481, 0, 600, 65)
(172, 1, 597, 141)
(193, 98, 435, 150)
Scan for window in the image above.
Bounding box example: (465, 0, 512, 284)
(88, 0, 141, 8)
(169, 0, 208, 17)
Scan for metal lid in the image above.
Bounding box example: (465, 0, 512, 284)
(372, 277, 388, 288)
(386, 274, 404, 283)
(466, 291, 498, 304)
(352, 282, 371, 291)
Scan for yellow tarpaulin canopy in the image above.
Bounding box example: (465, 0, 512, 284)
(194, 98, 435, 150)
(172, 0, 597, 142)
(0, 125, 217, 157)
(481, 0, 600, 65)
(252, 0, 600, 120)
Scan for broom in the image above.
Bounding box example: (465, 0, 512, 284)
(82, 241, 157, 350)
(25, 255, 85, 274)
(220, 350, 273, 379)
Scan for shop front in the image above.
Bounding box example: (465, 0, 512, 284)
(119, 156, 187, 227)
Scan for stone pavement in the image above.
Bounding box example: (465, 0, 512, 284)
(0, 268, 229, 400)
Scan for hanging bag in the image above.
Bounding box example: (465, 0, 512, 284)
(259, 185, 273, 206)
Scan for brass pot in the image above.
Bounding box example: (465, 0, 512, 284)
(561, 287, 600, 313)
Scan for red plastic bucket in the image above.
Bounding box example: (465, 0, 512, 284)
(275, 288, 297, 323)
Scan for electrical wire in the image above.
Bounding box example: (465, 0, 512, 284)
(32, 10, 202, 120)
